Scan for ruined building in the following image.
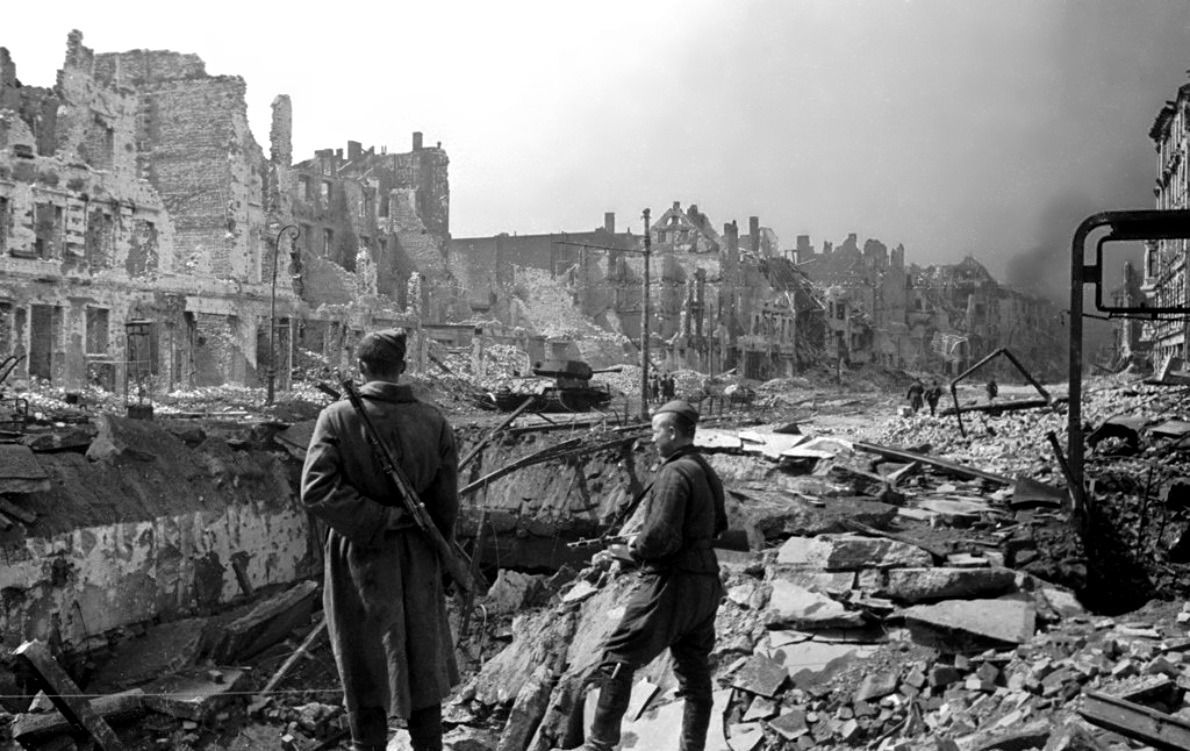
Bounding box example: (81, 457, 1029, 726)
(1141, 81, 1190, 364)
(450, 202, 825, 380)
(0, 31, 457, 395)
(798, 235, 1065, 377)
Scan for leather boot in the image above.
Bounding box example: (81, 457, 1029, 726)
(408, 703, 443, 751)
(585, 662, 634, 750)
(678, 694, 713, 751)
(348, 706, 388, 750)
(674, 657, 713, 751)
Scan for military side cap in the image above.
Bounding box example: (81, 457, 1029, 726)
(655, 399, 699, 424)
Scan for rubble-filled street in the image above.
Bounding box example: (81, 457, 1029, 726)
(4, 367, 1190, 750)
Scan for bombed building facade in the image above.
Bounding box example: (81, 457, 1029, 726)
(796, 235, 1065, 377)
(1141, 81, 1190, 364)
(450, 202, 825, 380)
(0, 30, 1066, 401)
(0, 31, 455, 396)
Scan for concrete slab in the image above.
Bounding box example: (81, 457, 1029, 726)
(765, 579, 865, 629)
(739, 431, 808, 460)
(904, 599, 1036, 646)
(779, 570, 856, 595)
(1040, 586, 1087, 618)
(854, 670, 899, 702)
(884, 567, 1016, 603)
(770, 641, 878, 686)
(727, 722, 766, 751)
(731, 653, 788, 697)
(768, 708, 809, 740)
(776, 534, 933, 571)
(142, 667, 247, 721)
(696, 429, 743, 451)
(742, 696, 777, 721)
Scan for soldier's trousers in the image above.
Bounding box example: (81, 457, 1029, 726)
(589, 570, 724, 751)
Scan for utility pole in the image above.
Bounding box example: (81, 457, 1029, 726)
(641, 208, 651, 421)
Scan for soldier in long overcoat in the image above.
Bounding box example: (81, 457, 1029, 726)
(301, 329, 459, 751)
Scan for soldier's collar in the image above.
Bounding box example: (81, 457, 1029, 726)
(360, 381, 417, 403)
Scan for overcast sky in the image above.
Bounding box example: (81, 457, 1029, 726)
(4, 1, 1189, 300)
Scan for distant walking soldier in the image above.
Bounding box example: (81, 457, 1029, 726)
(925, 380, 943, 417)
(301, 330, 459, 751)
(663, 372, 676, 400)
(576, 400, 727, 751)
(986, 377, 999, 403)
(907, 379, 925, 415)
(650, 372, 661, 404)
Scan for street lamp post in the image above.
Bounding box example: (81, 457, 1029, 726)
(641, 208, 651, 421)
(268, 224, 300, 405)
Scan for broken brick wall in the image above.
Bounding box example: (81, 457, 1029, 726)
(392, 136, 449, 238)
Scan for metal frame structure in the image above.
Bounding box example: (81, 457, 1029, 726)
(946, 347, 1052, 437)
(1068, 209, 1190, 513)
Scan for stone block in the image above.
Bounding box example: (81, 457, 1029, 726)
(731, 653, 788, 698)
(776, 534, 932, 571)
(884, 568, 1016, 603)
(143, 668, 247, 721)
(854, 670, 899, 702)
(903, 599, 1036, 646)
(779, 569, 856, 594)
(484, 569, 545, 615)
(765, 579, 865, 629)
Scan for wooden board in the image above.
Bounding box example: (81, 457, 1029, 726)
(12, 689, 144, 743)
(1080, 690, 1190, 751)
(12, 640, 126, 750)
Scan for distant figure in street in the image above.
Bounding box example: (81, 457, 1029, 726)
(986, 377, 999, 403)
(650, 373, 660, 404)
(907, 379, 925, 415)
(925, 380, 943, 417)
(662, 372, 676, 401)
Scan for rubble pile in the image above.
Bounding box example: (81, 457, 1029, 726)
(460, 530, 1188, 751)
(857, 377, 1190, 612)
(510, 267, 612, 340)
(14, 373, 1190, 750)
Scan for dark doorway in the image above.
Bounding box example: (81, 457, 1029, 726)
(29, 305, 55, 380)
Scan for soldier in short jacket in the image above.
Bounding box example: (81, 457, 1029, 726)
(580, 399, 727, 751)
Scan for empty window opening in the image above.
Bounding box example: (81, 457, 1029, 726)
(34, 203, 64, 259)
(0, 196, 8, 254)
(86, 307, 110, 354)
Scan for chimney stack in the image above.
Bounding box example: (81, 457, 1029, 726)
(749, 216, 760, 253)
(412, 131, 423, 150)
(604, 212, 615, 234)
